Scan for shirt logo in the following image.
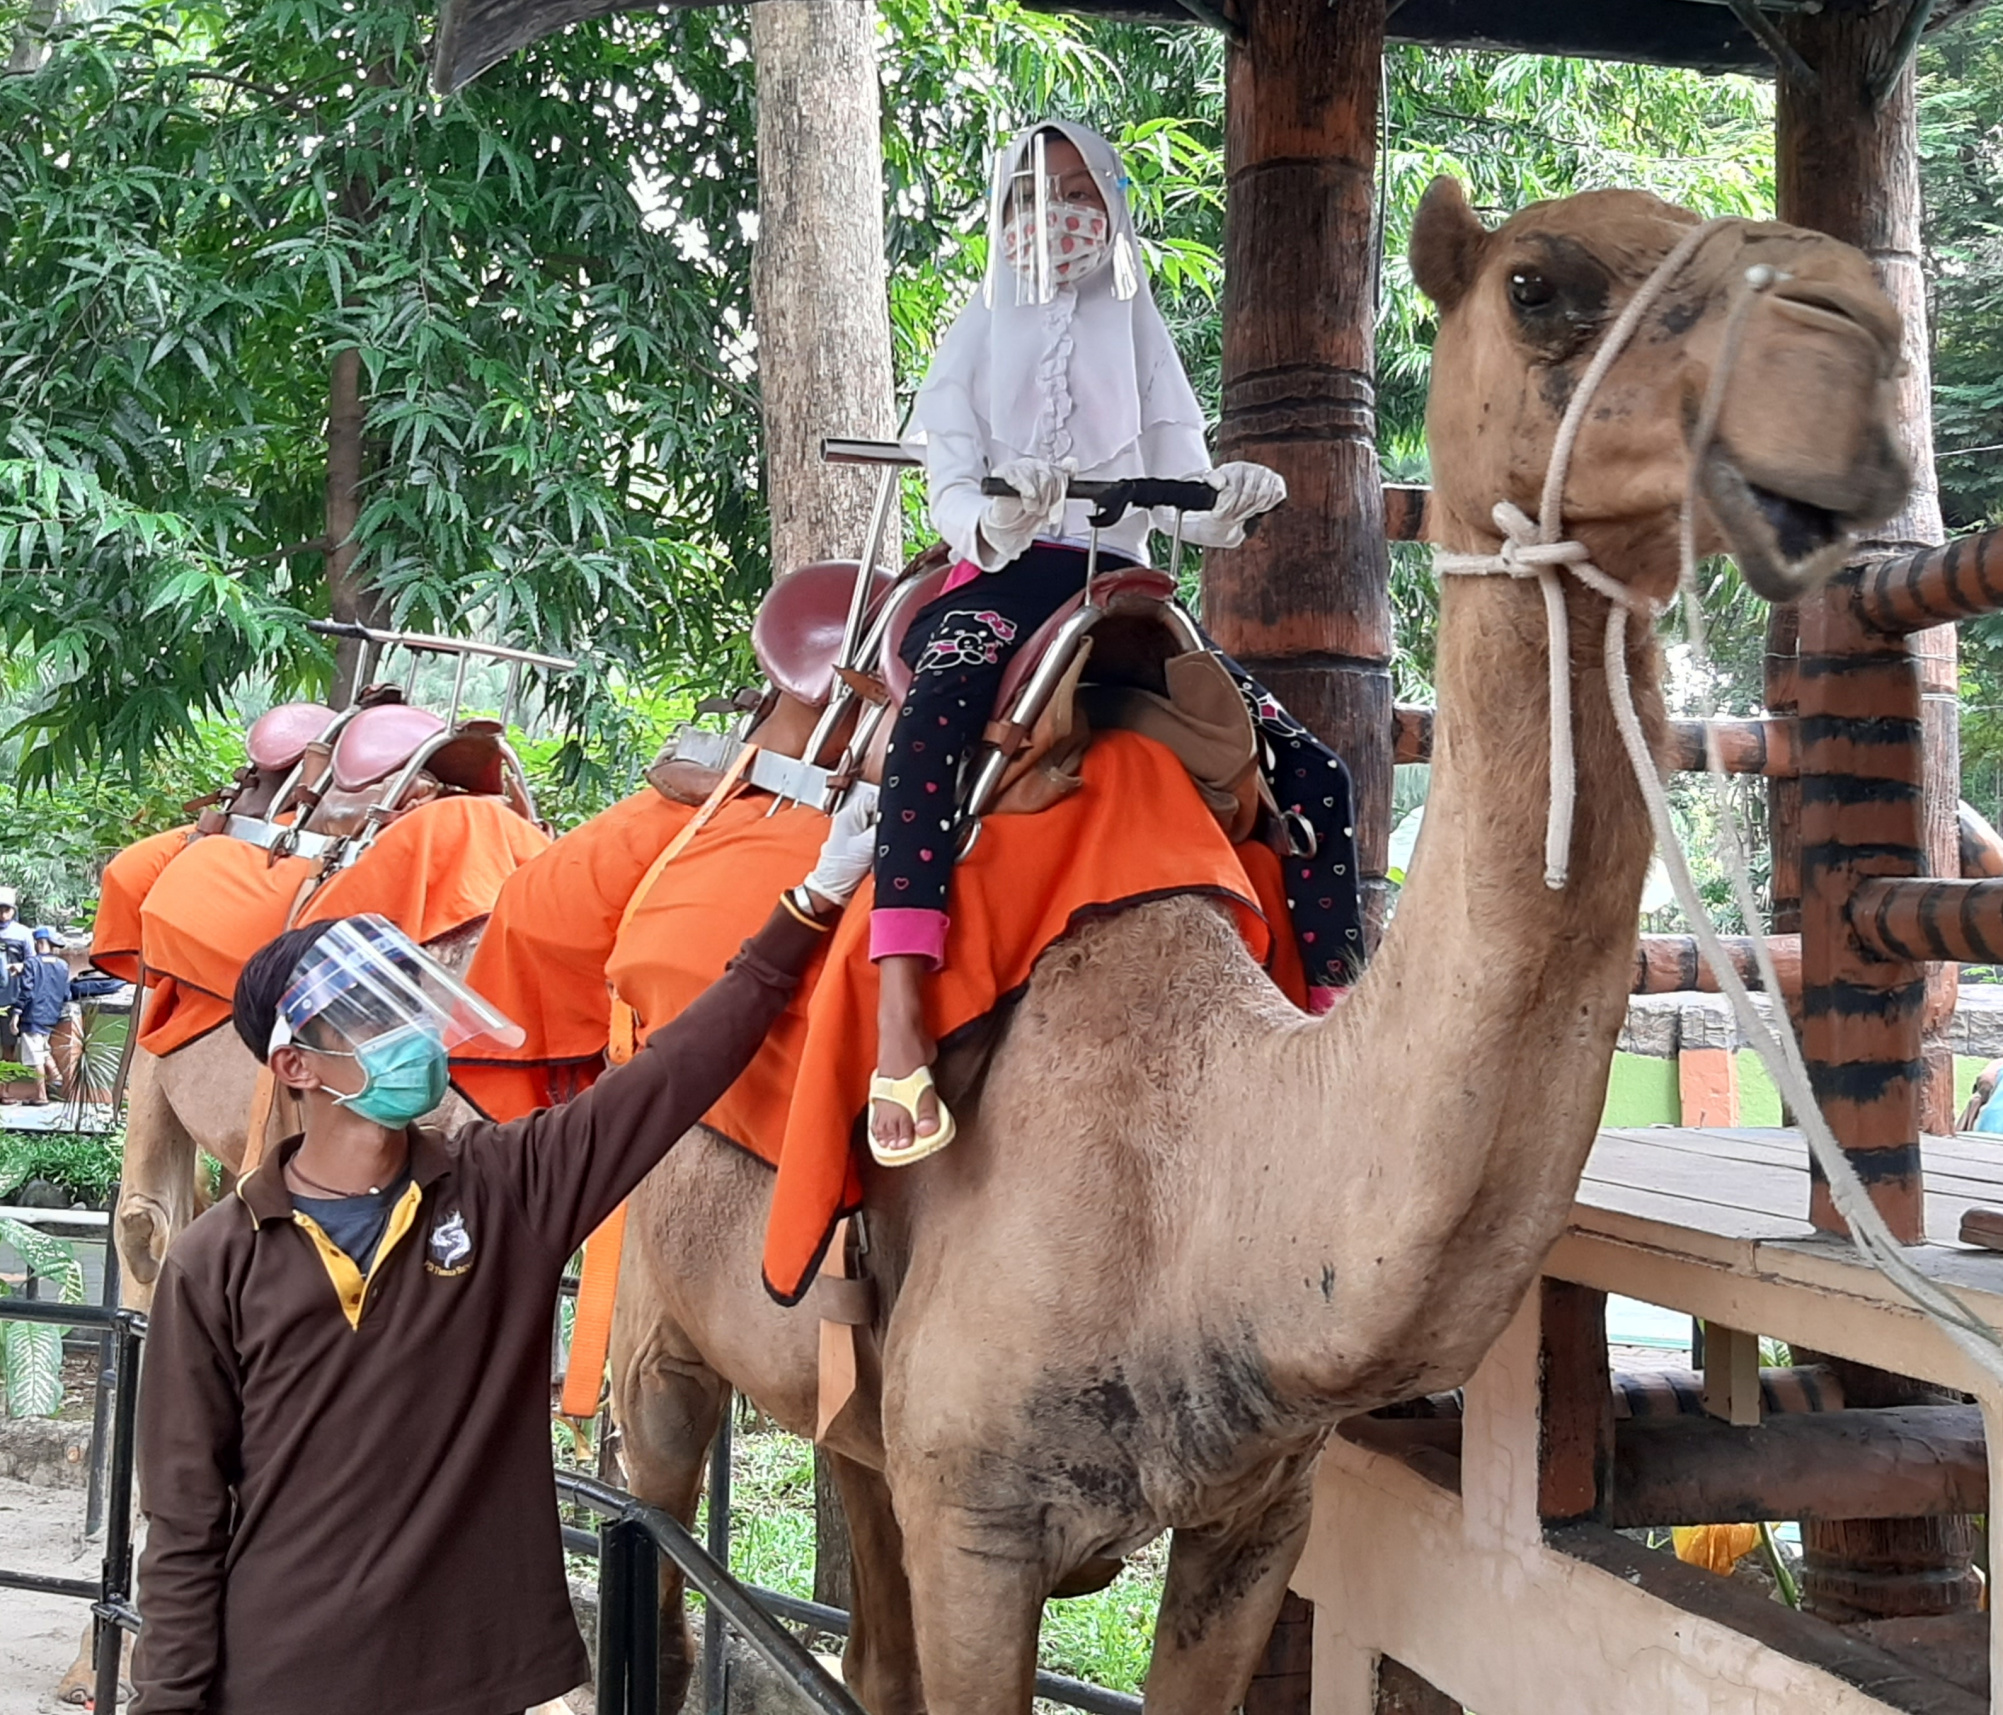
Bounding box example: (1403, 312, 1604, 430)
(426, 1209, 473, 1276)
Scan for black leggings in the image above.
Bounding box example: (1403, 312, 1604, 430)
(870, 543, 1365, 989)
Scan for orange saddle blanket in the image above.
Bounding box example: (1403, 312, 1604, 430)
(604, 730, 1302, 1303)
(118, 796, 550, 1057)
(451, 789, 697, 1121)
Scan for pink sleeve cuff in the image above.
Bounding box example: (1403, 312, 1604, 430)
(871, 908, 950, 970)
(1307, 986, 1350, 1017)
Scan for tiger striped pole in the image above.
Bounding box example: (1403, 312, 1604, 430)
(1857, 527, 2003, 636)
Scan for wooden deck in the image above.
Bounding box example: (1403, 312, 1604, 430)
(1560, 1126, 2003, 1395)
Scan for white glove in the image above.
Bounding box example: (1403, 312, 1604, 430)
(801, 784, 880, 907)
(975, 456, 1070, 567)
(1204, 462, 1287, 540)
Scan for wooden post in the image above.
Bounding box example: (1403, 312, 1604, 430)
(1537, 1280, 1612, 1523)
(1777, 0, 1974, 1625)
(1211, 0, 1391, 942)
(1765, 606, 1803, 936)
(1219, 2, 1385, 1704)
(1777, 0, 1943, 1241)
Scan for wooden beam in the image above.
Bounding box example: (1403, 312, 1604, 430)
(1850, 877, 2003, 965)
(1631, 934, 1801, 998)
(1548, 1522, 1988, 1715)
(1391, 708, 1800, 775)
(1661, 716, 1799, 777)
(1537, 1280, 1611, 1523)
(1609, 1406, 1988, 1528)
(1381, 484, 1429, 544)
(1211, 0, 1390, 942)
(1857, 528, 2003, 636)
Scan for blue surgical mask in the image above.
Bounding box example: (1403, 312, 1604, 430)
(319, 1024, 449, 1129)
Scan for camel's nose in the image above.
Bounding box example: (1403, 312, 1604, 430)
(1764, 277, 1903, 376)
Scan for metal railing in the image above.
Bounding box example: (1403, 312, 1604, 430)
(0, 1298, 144, 1715)
(558, 1469, 870, 1715)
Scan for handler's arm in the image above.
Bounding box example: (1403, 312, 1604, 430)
(473, 903, 828, 1256)
(130, 1256, 240, 1713)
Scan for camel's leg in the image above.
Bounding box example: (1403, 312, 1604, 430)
(895, 1490, 1047, 1715)
(113, 1050, 199, 1310)
(611, 1301, 729, 1715)
(1141, 1489, 1316, 1715)
(824, 1450, 925, 1715)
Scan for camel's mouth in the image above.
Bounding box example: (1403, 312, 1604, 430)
(1700, 451, 1856, 603)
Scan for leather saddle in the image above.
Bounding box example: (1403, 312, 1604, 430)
(299, 706, 538, 844)
(191, 701, 336, 832)
(654, 549, 1269, 846)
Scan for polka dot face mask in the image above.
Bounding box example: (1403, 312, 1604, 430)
(1001, 200, 1112, 293)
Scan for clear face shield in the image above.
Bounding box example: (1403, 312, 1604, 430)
(269, 916, 521, 1128)
(271, 916, 522, 1057)
(990, 127, 1139, 307)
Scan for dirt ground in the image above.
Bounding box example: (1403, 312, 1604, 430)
(0, 1477, 102, 1711)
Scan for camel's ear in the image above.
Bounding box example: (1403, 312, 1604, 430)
(1410, 177, 1488, 312)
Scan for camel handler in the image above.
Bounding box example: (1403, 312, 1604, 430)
(128, 791, 880, 1715)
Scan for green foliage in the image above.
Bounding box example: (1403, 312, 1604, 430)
(0, 1216, 82, 1418)
(0, 1130, 122, 1206)
(1921, 3, 2003, 536)
(0, 0, 772, 782)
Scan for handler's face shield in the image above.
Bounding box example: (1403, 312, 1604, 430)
(268, 915, 522, 1059)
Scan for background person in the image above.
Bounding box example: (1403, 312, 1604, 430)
(9, 927, 73, 1105)
(129, 794, 878, 1715)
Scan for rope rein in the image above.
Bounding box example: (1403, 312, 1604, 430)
(1432, 222, 2003, 1386)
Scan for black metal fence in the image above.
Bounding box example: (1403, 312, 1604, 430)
(0, 1297, 144, 1715)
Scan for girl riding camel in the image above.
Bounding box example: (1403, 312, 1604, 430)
(870, 119, 1364, 1163)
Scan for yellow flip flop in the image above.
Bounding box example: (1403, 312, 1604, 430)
(868, 1065, 956, 1167)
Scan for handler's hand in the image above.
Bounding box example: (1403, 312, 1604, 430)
(802, 784, 881, 910)
(1205, 461, 1288, 527)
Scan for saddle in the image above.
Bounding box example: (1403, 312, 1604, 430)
(652, 550, 1272, 849)
(189, 701, 336, 831)
(212, 686, 540, 870)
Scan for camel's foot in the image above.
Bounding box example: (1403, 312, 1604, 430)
(116, 1193, 173, 1298)
(56, 1619, 131, 1705)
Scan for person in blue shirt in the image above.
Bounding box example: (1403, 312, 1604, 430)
(11, 928, 74, 1105)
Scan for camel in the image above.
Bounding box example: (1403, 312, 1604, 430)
(597, 181, 1911, 1715)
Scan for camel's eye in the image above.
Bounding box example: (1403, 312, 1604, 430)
(1509, 270, 1556, 310)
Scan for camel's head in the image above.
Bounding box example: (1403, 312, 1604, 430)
(1411, 178, 1910, 603)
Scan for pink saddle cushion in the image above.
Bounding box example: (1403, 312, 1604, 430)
(330, 705, 447, 793)
(752, 560, 899, 708)
(879, 566, 1175, 712)
(246, 702, 335, 773)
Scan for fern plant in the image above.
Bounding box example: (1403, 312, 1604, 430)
(0, 1217, 83, 1418)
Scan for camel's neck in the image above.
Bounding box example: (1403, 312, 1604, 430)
(1238, 508, 1672, 1410)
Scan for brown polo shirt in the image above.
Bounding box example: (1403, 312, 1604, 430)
(130, 905, 823, 1715)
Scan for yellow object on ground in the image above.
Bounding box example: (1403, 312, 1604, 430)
(1672, 1523, 1761, 1576)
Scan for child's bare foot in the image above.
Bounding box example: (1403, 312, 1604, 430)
(871, 955, 947, 1159)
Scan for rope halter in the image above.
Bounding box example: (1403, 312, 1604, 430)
(1431, 215, 1755, 888)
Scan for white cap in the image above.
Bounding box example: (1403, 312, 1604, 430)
(0, 888, 19, 908)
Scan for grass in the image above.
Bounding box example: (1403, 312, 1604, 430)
(692, 1418, 1167, 1696)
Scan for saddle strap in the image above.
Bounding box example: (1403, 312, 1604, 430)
(816, 1217, 869, 1443)
(239, 868, 333, 1179)
(561, 746, 757, 1422)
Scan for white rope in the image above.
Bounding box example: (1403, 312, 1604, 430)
(1434, 220, 2003, 1385)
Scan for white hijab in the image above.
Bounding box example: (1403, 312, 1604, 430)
(912, 121, 1208, 481)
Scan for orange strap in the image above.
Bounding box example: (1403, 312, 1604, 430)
(239, 869, 331, 1178)
(561, 747, 757, 1420)
(561, 1199, 628, 1417)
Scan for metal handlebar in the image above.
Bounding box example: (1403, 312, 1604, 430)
(979, 475, 1220, 528)
(307, 619, 578, 673)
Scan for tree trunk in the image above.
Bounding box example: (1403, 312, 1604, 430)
(749, 0, 898, 580)
(325, 344, 372, 707)
(6, 0, 59, 74)
(747, 0, 896, 1603)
